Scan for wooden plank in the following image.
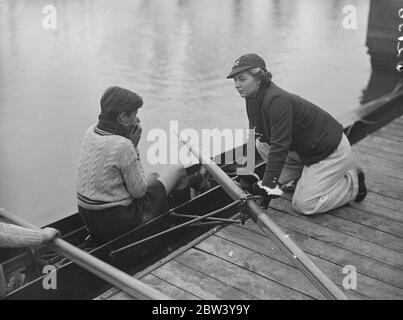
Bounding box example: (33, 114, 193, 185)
(372, 130, 403, 143)
(364, 170, 403, 200)
(381, 121, 403, 133)
(350, 191, 403, 219)
(218, 224, 403, 298)
(196, 234, 325, 299)
(390, 116, 403, 125)
(375, 125, 403, 139)
(307, 253, 402, 300)
(270, 198, 403, 253)
(390, 122, 403, 130)
(354, 152, 403, 179)
(331, 205, 403, 238)
(355, 134, 403, 151)
(221, 223, 403, 289)
(355, 135, 403, 157)
(216, 225, 401, 299)
(107, 274, 201, 300)
(152, 260, 257, 300)
(142, 274, 201, 300)
(352, 144, 403, 170)
(175, 249, 313, 300)
(258, 206, 403, 269)
(375, 122, 403, 135)
(282, 190, 403, 236)
(386, 126, 403, 135)
(385, 120, 403, 128)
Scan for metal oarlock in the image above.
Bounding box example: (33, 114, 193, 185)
(239, 195, 261, 225)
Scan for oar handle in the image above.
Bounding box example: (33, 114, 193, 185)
(0, 208, 38, 230)
(0, 208, 171, 300)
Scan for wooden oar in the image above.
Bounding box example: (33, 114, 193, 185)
(174, 131, 348, 300)
(0, 208, 170, 300)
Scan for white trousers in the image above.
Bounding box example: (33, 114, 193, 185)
(256, 134, 359, 215)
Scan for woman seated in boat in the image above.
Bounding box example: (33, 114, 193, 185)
(0, 219, 59, 297)
(77, 86, 208, 243)
(227, 53, 367, 215)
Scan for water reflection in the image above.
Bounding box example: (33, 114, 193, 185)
(0, 0, 373, 225)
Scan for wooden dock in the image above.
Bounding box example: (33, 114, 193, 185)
(99, 116, 403, 300)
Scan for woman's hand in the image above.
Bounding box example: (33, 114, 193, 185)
(254, 181, 283, 209)
(256, 181, 283, 198)
(129, 121, 142, 147)
(41, 227, 61, 244)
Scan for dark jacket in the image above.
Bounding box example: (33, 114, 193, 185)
(246, 82, 343, 188)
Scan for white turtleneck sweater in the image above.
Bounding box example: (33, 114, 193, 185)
(76, 124, 147, 210)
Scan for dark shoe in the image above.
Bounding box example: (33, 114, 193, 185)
(355, 168, 367, 203)
(238, 172, 260, 194)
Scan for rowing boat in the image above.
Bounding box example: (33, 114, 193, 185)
(2, 81, 402, 300)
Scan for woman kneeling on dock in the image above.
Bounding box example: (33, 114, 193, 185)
(77, 86, 207, 242)
(227, 54, 367, 215)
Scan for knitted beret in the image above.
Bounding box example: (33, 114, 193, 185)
(100, 86, 143, 116)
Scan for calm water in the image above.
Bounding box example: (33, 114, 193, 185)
(0, 0, 372, 226)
